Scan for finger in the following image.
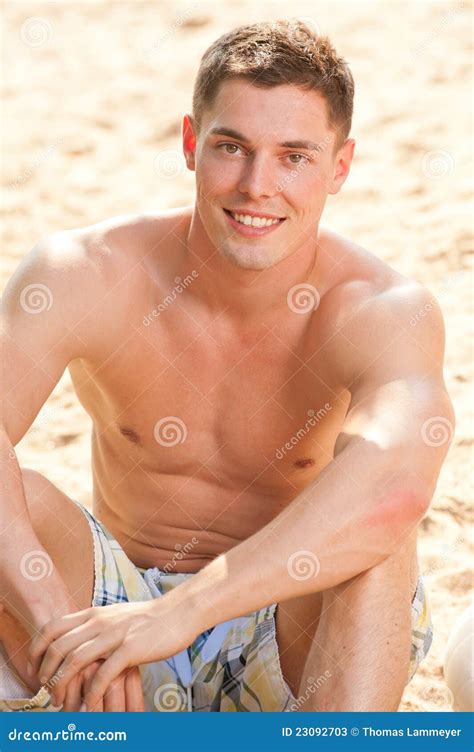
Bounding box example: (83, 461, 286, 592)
(81, 660, 101, 687)
(84, 650, 129, 711)
(125, 667, 145, 712)
(87, 695, 104, 712)
(38, 643, 87, 697)
(38, 632, 118, 693)
(37, 642, 70, 692)
(29, 611, 92, 675)
(103, 674, 126, 712)
(35, 619, 104, 685)
(61, 673, 83, 712)
(83, 662, 104, 712)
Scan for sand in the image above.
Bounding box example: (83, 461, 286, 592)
(2, 0, 472, 712)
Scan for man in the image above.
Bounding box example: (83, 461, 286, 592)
(1, 19, 454, 712)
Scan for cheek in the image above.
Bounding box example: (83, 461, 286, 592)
(198, 162, 239, 197)
(279, 185, 321, 219)
(282, 165, 325, 199)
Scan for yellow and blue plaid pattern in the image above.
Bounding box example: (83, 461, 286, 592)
(0, 501, 433, 712)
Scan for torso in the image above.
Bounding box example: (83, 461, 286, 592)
(68, 207, 399, 572)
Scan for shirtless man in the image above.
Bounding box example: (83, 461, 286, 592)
(1, 20, 454, 713)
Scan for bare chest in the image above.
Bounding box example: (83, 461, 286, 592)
(70, 307, 349, 496)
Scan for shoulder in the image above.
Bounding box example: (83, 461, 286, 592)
(2, 229, 94, 316)
(2, 207, 192, 353)
(69, 205, 193, 276)
(14, 206, 193, 296)
(316, 228, 446, 384)
(319, 226, 445, 339)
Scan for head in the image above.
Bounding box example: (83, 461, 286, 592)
(183, 19, 355, 271)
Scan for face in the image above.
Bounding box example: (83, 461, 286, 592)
(183, 79, 354, 271)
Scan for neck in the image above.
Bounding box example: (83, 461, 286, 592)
(178, 207, 322, 323)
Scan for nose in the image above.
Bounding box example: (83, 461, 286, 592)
(237, 152, 278, 201)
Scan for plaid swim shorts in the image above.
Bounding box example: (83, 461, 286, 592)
(0, 500, 433, 712)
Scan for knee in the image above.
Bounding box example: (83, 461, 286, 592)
(19, 468, 53, 519)
(16, 469, 94, 609)
(20, 467, 50, 496)
(18, 467, 80, 540)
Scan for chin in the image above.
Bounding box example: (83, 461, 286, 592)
(220, 245, 282, 271)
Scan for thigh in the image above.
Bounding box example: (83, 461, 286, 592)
(0, 469, 94, 688)
(18, 468, 94, 610)
(274, 590, 324, 699)
(275, 531, 420, 700)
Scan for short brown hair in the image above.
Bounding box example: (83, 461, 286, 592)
(192, 19, 354, 147)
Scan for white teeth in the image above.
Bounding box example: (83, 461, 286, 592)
(230, 212, 281, 228)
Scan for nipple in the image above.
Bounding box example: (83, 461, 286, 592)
(294, 458, 315, 469)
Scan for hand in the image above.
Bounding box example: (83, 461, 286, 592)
(28, 598, 196, 711)
(58, 662, 144, 712)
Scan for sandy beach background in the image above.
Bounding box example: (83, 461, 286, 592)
(2, 0, 472, 711)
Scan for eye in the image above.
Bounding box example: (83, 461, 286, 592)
(218, 142, 242, 155)
(287, 153, 310, 165)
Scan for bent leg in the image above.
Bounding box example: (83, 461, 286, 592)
(276, 530, 420, 711)
(0, 468, 94, 692)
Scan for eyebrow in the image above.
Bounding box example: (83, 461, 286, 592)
(208, 126, 323, 152)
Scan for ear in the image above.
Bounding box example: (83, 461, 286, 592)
(328, 138, 355, 195)
(182, 114, 197, 171)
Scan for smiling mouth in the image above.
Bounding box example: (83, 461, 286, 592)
(223, 208, 286, 229)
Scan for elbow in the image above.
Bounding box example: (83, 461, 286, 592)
(386, 484, 431, 525)
(399, 485, 432, 521)
(364, 479, 432, 554)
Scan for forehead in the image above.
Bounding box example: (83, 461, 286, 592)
(201, 78, 331, 141)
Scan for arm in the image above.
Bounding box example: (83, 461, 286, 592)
(1, 231, 97, 631)
(28, 282, 455, 708)
(2, 231, 145, 711)
(178, 282, 455, 621)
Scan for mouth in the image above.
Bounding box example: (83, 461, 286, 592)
(223, 208, 286, 237)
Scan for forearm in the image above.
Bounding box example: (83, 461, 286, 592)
(169, 439, 427, 634)
(1, 436, 76, 631)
